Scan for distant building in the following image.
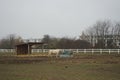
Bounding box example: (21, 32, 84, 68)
(80, 33, 120, 48)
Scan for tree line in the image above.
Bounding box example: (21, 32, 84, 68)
(0, 34, 91, 49)
(0, 20, 120, 49)
(41, 35, 91, 49)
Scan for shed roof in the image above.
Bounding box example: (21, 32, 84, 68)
(16, 42, 44, 46)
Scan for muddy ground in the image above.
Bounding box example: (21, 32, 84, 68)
(0, 54, 120, 64)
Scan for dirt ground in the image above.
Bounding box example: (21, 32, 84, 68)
(0, 54, 120, 80)
(0, 54, 120, 64)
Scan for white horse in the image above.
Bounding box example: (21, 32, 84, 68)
(48, 49, 62, 58)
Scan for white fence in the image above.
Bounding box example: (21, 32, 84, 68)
(0, 49, 15, 53)
(0, 49, 120, 54)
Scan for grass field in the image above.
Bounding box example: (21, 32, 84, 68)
(0, 54, 120, 80)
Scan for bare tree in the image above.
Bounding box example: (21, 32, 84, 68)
(0, 34, 23, 49)
(82, 20, 112, 48)
(114, 22, 120, 35)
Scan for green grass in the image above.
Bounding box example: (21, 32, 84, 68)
(0, 54, 120, 80)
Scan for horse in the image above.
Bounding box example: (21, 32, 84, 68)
(48, 49, 62, 58)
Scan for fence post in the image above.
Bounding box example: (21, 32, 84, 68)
(100, 49, 102, 54)
(118, 49, 120, 54)
(92, 49, 94, 54)
(84, 49, 86, 54)
(76, 49, 79, 53)
(109, 49, 111, 54)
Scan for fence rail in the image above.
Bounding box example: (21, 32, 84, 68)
(0, 49, 15, 53)
(0, 49, 120, 54)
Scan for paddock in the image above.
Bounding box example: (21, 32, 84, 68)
(0, 54, 120, 80)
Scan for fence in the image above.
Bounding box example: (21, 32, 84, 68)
(0, 49, 120, 54)
(0, 49, 15, 53)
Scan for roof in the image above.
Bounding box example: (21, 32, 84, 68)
(15, 42, 44, 46)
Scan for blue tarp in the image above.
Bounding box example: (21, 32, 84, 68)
(59, 50, 73, 57)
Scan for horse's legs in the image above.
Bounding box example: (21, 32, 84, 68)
(56, 53, 59, 58)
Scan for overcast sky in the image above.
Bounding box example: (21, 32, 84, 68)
(0, 0, 120, 39)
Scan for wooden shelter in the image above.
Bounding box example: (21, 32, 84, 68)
(15, 42, 44, 55)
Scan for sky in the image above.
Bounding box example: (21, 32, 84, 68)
(0, 0, 120, 39)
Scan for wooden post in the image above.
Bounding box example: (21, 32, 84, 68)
(28, 44, 31, 54)
(100, 49, 102, 54)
